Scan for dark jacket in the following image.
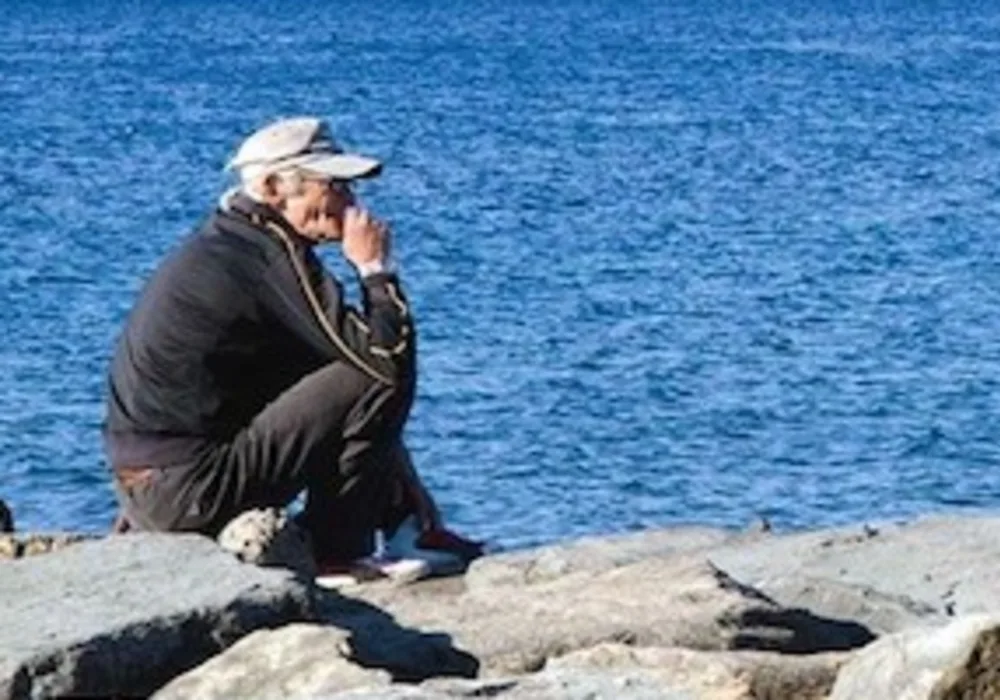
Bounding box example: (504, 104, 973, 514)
(103, 192, 415, 468)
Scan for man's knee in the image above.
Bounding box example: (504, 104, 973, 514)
(329, 363, 413, 443)
(266, 362, 400, 423)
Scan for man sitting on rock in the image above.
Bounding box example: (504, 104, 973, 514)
(103, 116, 481, 575)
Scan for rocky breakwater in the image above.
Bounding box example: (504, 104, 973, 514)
(0, 499, 94, 561)
(0, 497, 999, 699)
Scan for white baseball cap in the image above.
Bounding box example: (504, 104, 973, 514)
(227, 116, 382, 181)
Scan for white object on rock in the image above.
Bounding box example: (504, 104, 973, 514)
(217, 508, 316, 577)
(314, 516, 469, 590)
(315, 556, 431, 591)
(382, 516, 467, 573)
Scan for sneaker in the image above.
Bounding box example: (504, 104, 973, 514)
(315, 554, 430, 589)
(416, 525, 487, 562)
(382, 515, 485, 576)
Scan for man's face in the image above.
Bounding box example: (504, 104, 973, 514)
(282, 175, 355, 242)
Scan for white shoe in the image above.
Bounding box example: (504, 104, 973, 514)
(381, 516, 469, 575)
(314, 516, 481, 589)
(315, 554, 430, 590)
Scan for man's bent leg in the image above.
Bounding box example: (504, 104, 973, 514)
(151, 362, 409, 556)
(298, 369, 415, 560)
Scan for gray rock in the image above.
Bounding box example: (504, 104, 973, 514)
(155, 593, 480, 700)
(312, 690, 452, 699)
(323, 672, 699, 699)
(466, 526, 734, 590)
(352, 554, 873, 676)
(153, 623, 392, 700)
(750, 574, 944, 635)
(315, 591, 481, 682)
(543, 644, 846, 700)
(829, 613, 1000, 700)
(0, 533, 314, 699)
(217, 507, 316, 577)
(194, 641, 843, 700)
(708, 514, 1000, 623)
(549, 643, 846, 700)
(428, 669, 700, 699)
(311, 642, 845, 699)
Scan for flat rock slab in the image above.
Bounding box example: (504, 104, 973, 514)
(0, 533, 314, 699)
(308, 644, 845, 699)
(708, 515, 1000, 625)
(153, 623, 392, 700)
(351, 554, 873, 676)
(156, 602, 479, 700)
(548, 643, 846, 700)
(749, 574, 944, 636)
(320, 673, 701, 699)
(466, 525, 735, 590)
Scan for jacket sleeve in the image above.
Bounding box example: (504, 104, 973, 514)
(258, 243, 416, 386)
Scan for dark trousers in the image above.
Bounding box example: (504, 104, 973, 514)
(115, 361, 415, 560)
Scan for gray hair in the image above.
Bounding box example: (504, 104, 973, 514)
(241, 166, 306, 199)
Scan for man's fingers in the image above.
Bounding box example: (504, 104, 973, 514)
(343, 208, 383, 238)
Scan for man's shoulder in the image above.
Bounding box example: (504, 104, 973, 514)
(198, 207, 277, 255)
(134, 203, 289, 309)
(164, 207, 280, 277)
(138, 218, 259, 295)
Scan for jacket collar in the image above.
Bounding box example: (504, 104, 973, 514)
(219, 189, 310, 246)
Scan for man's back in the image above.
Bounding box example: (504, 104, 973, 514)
(104, 206, 327, 468)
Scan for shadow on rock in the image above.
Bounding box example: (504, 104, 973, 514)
(728, 607, 876, 654)
(315, 588, 480, 682)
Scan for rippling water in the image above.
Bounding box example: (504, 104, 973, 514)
(3, 0, 1000, 548)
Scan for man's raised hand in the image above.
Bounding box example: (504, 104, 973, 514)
(342, 207, 389, 267)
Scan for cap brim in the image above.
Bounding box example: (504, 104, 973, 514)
(297, 152, 382, 180)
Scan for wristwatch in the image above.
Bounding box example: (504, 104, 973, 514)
(356, 258, 397, 278)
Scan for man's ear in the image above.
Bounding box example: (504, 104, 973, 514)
(260, 173, 281, 198)
(254, 173, 286, 207)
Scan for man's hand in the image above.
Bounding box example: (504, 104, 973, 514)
(342, 207, 389, 267)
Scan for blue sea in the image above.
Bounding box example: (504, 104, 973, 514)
(3, 0, 1000, 549)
